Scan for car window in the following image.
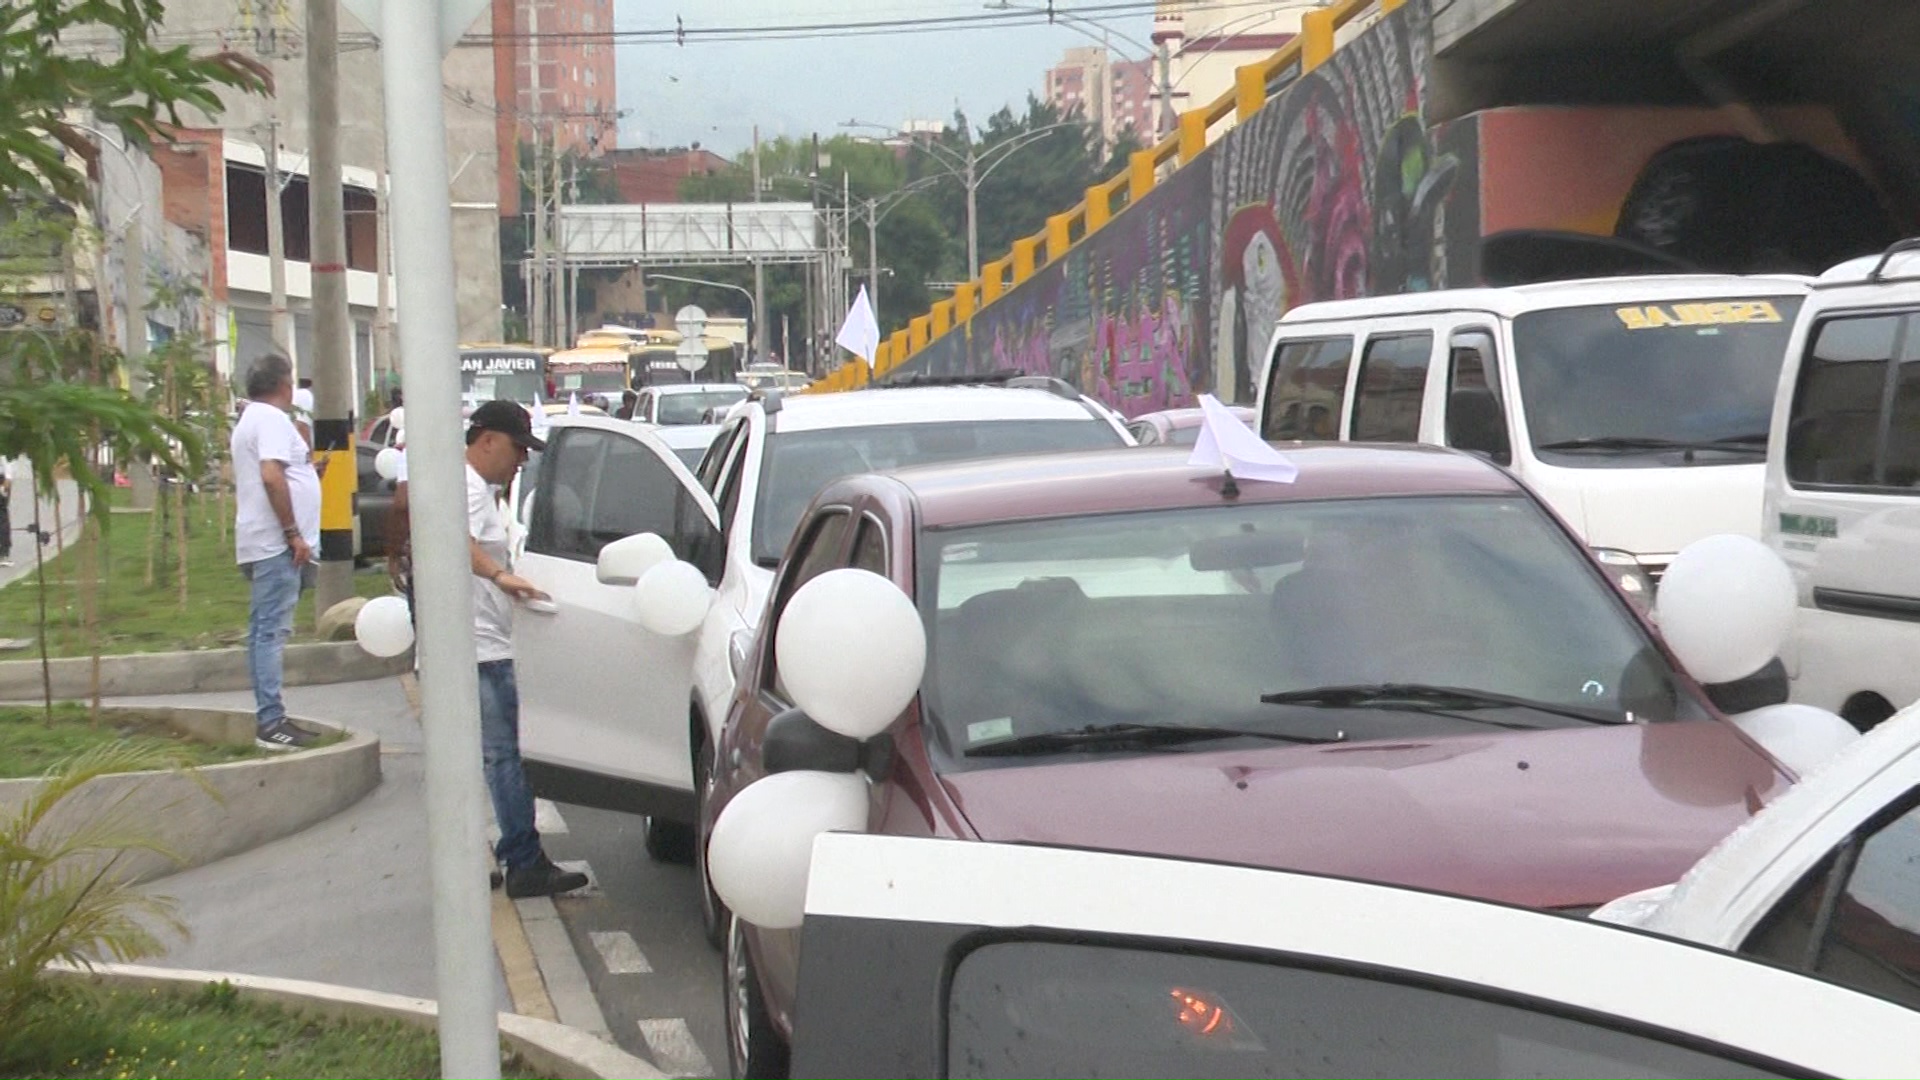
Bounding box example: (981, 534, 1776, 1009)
(1446, 328, 1512, 464)
(919, 494, 1705, 766)
(717, 433, 750, 535)
(750, 419, 1123, 567)
(1786, 312, 1920, 491)
(525, 427, 712, 564)
(1741, 787, 1920, 1009)
(1262, 337, 1352, 441)
(658, 388, 748, 425)
(695, 419, 742, 492)
(370, 418, 391, 446)
(767, 509, 854, 698)
(947, 941, 1787, 1079)
(1349, 332, 1432, 442)
(851, 516, 888, 576)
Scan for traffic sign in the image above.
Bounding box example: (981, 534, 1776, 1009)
(675, 340, 709, 373)
(675, 304, 708, 338)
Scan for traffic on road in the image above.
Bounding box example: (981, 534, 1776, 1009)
(337, 245, 1920, 1078)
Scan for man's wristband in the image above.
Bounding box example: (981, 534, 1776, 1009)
(281, 525, 299, 539)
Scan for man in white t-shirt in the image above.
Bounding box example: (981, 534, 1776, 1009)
(231, 355, 323, 751)
(462, 400, 586, 898)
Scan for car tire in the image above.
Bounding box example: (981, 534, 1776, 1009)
(694, 737, 728, 949)
(642, 815, 695, 864)
(724, 914, 789, 1080)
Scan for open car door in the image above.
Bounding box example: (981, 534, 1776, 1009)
(792, 833, 1920, 1079)
(513, 415, 721, 819)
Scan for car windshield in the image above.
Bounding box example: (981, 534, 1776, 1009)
(919, 494, 1705, 768)
(1513, 296, 1802, 466)
(459, 370, 543, 405)
(751, 419, 1123, 565)
(659, 388, 747, 425)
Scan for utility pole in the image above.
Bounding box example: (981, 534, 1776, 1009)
(751, 125, 766, 365)
(308, 0, 354, 619)
(965, 145, 980, 282)
(123, 211, 155, 509)
(374, 165, 394, 398)
(1156, 36, 1175, 137)
(867, 198, 880, 326)
(549, 143, 565, 347)
(529, 130, 547, 348)
(264, 118, 293, 361)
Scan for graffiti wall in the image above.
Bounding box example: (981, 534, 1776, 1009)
(899, 0, 1896, 413)
(905, 0, 1477, 411)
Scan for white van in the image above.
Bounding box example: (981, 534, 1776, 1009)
(1257, 275, 1811, 599)
(1764, 241, 1920, 730)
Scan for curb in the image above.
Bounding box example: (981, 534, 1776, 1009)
(0, 706, 380, 884)
(46, 962, 666, 1080)
(0, 640, 411, 700)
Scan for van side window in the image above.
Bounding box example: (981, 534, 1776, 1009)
(1786, 314, 1913, 490)
(1262, 338, 1353, 441)
(1445, 329, 1511, 465)
(1349, 333, 1432, 443)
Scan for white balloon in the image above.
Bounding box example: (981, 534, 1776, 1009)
(597, 531, 674, 586)
(374, 447, 402, 481)
(634, 559, 712, 636)
(708, 770, 868, 929)
(1654, 534, 1797, 685)
(775, 569, 926, 740)
(354, 595, 415, 658)
(1730, 703, 1860, 778)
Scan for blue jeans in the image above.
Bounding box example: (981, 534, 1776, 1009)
(478, 659, 542, 872)
(240, 549, 302, 732)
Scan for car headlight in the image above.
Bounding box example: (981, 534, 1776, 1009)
(1593, 548, 1655, 608)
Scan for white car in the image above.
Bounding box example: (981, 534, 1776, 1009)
(790, 832, 1920, 1078)
(1763, 240, 1920, 729)
(509, 380, 1131, 876)
(1594, 698, 1920, 1011)
(635, 421, 721, 470)
(631, 383, 749, 426)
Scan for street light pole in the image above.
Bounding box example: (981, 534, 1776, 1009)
(964, 149, 980, 281)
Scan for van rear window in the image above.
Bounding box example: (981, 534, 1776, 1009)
(1786, 312, 1920, 491)
(1262, 338, 1352, 441)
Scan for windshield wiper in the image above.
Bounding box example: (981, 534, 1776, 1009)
(965, 722, 1342, 758)
(1259, 683, 1629, 728)
(1535, 434, 1767, 454)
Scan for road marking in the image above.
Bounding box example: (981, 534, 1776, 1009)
(554, 859, 600, 896)
(535, 798, 568, 834)
(638, 1018, 714, 1078)
(589, 930, 652, 974)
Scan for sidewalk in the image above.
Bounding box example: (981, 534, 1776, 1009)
(107, 677, 514, 1008)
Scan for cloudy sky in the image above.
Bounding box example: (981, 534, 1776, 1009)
(612, 1, 1159, 155)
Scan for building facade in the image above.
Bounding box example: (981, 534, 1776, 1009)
(492, 0, 618, 217)
(1045, 47, 1161, 144)
(1154, 1, 1319, 118)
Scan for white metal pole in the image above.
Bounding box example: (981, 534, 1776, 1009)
(376, 3, 501, 1076)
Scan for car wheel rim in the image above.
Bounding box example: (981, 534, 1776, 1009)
(726, 916, 752, 1069)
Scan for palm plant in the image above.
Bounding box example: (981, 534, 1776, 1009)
(0, 743, 188, 1043)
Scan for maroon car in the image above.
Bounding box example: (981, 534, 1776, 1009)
(704, 443, 1790, 1077)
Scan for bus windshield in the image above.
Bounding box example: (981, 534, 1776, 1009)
(1512, 296, 1803, 465)
(549, 366, 627, 394)
(459, 351, 544, 405)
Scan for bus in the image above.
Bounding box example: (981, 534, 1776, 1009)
(572, 324, 741, 387)
(544, 344, 631, 402)
(460, 344, 546, 406)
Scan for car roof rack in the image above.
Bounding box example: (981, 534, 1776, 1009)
(1867, 237, 1920, 283)
(872, 368, 1082, 402)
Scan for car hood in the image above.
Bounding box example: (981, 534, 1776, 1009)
(1525, 461, 1766, 561)
(938, 721, 1786, 909)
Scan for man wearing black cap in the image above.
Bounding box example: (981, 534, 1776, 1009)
(464, 400, 587, 898)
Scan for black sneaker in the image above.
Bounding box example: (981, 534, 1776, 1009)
(255, 721, 319, 752)
(504, 860, 589, 899)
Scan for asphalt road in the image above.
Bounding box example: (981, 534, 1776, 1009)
(543, 804, 729, 1078)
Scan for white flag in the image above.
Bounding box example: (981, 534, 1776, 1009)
(530, 393, 550, 436)
(567, 392, 580, 416)
(1187, 394, 1298, 483)
(835, 285, 881, 363)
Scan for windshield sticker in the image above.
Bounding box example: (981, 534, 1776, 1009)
(944, 542, 981, 563)
(1615, 301, 1783, 331)
(967, 717, 1014, 744)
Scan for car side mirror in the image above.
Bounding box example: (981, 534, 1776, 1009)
(1446, 388, 1511, 466)
(596, 531, 674, 586)
(764, 707, 892, 777)
(1701, 657, 1790, 715)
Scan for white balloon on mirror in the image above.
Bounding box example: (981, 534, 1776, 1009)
(707, 769, 868, 929)
(775, 569, 927, 741)
(354, 595, 415, 658)
(634, 559, 712, 636)
(1654, 534, 1796, 685)
(597, 531, 674, 586)
(1729, 703, 1860, 778)
(374, 447, 403, 481)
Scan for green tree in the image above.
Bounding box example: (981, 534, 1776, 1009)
(0, 0, 270, 206)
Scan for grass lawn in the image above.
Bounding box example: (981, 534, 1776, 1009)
(0, 704, 263, 780)
(0, 981, 543, 1079)
(0, 494, 390, 658)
